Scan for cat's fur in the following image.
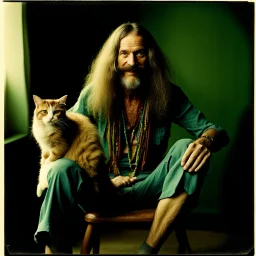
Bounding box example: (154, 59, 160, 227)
(32, 95, 111, 197)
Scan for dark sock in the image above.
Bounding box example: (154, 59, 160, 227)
(136, 241, 159, 254)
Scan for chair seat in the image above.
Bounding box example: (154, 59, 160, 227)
(81, 209, 192, 254)
(85, 209, 155, 223)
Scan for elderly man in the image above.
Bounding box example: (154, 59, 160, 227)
(34, 22, 229, 254)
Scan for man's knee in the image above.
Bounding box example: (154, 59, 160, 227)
(167, 138, 194, 157)
(173, 138, 194, 149)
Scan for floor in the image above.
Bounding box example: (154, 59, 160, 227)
(6, 227, 253, 255)
(71, 227, 253, 255)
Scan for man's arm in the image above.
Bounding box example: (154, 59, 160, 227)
(181, 128, 219, 172)
(171, 84, 229, 152)
(195, 128, 220, 150)
(171, 85, 229, 172)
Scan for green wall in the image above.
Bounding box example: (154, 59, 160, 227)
(139, 3, 253, 217)
(4, 5, 253, 251)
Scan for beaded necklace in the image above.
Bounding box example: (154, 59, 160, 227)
(123, 101, 143, 147)
(108, 101, 150, 177)
(122, 102, 144, 177)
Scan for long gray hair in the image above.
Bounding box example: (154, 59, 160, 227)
(83, 22, 173, 121)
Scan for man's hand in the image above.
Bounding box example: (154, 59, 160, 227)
(181, 139, 211, 172)
(111, 175, 137, 188)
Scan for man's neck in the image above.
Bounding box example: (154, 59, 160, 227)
(123, 88, 142, 102)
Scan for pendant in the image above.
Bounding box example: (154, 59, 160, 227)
(129, 171, 136, 178)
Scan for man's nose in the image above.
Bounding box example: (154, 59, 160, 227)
(127, 53, 136, 67)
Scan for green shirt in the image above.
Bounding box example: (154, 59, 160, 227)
(69, 84, 228, 173)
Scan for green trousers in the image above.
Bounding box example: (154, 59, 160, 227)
(34, 138, 208, 247)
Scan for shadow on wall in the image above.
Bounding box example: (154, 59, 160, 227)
(220, 104, 254, 253)
(5, 136, 43, 250)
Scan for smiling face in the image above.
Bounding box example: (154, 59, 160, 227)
(117, 32, 147, 91)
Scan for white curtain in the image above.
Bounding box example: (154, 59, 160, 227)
(4, 2, 30, 143)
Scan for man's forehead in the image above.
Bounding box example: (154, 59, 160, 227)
(119, 34, 145, 50)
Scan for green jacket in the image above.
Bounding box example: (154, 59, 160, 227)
(69, 84, 229, 172)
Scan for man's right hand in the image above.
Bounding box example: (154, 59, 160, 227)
(111, 175, 137, 188)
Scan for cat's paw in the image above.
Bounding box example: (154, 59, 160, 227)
(36, 185, 44, 197)
(44, 158, 52, 165)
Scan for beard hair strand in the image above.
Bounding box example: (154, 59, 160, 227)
(121, 76, 141, 91)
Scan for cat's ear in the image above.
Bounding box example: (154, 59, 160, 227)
(33, 95, 42, 106)
(59, 95, 68, 105)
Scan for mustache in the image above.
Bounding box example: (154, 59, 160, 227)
(117, 65, 145, 73)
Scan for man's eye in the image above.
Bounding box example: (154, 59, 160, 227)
(120, 51, 128, 57)
(137, 50, 145, 57)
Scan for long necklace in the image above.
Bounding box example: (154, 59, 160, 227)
(122, 102, 146, 178)
(123, 101, 143, 132)
(108, 101, 150, 177)
(123, 101, 143, 154)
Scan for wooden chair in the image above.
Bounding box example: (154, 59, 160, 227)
(80, 209, 192, 254)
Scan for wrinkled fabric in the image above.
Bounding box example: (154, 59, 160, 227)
(69, 83, 228, 168)
(35, 139, 208, 245)
(35, 83, 229, 246)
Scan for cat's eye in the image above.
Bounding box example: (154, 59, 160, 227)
(41, 110, 48, 114)
(54, 110, 61, 115)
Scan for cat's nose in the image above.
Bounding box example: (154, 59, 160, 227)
(48, 116, 54, 122)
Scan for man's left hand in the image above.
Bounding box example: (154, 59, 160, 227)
(181, 139, 211, 172)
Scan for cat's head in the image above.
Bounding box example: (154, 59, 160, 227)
(33, 95, 68, 125)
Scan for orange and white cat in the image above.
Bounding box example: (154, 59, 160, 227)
(32, 95, 110, 197)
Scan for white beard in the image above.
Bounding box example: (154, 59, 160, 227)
(121, 76, 141, 90)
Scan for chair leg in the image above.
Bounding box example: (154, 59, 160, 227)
(175, 227, 192, 254)
(81, 223, 95, 254)
(92, 227, 100, 254)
